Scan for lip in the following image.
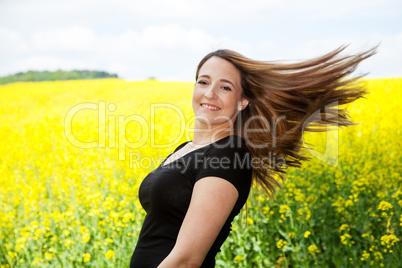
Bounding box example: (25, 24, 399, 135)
(200, 103, 221, 111)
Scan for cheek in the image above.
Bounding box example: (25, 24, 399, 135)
(223, 96, 239, 109)
(191, 89, 201, 109)
(192, 87, 203, 101)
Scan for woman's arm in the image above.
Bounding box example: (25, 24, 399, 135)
(157, 176, 239, 268)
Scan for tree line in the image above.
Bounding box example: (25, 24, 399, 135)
(0, 70, 118, 85)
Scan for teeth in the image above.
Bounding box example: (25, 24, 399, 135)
(202, 104, 220, 110)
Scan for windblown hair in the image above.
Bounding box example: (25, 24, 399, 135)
(196, 45, 377, 197)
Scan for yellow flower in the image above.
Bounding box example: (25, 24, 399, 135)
(362, 232, 370, 238)
(44, 252, 53, 261)
(105, 249, 116, 260)
(256, 195, 265, 202)
(246, 217, 254, 225)
(308, 244, 319, 256)
(378, 201, 393, 211)
(82, 233, 91, 243)
(79, 226, 89, 234)
(234, 255, 244, 263)
(64, 238, 74, 249)
(62, 230, 70, 237)
(340, 234, 352, 245)
(276, 256, 286, 264)
(304, 231, 311, 238)
(362, 250, 370, 260)
(344, 199, 354, 207)
(32, 257, 43, 265)
(374, 251, 383, 260)
(380, 234, 399, 248)
(279, 205, 290, 214)
(276, 239, 287, 249)
(289, 232, 295, 239)
(339, 224, 350, 233)
(262, 206, 270, 215)
(7, 251, 17, 260)
(83, 253, 91, 263)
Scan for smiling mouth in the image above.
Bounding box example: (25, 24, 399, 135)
(200, 103, 221, 111)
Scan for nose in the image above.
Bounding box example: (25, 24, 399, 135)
(204, 84, 217, 99)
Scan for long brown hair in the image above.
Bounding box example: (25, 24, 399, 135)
(196, 45, 377, 197)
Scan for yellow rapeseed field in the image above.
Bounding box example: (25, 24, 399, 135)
(0, 78, 401, 267)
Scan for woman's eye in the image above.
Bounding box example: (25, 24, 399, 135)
(222, 86, 232, 91)
(197, 80, 208, 85)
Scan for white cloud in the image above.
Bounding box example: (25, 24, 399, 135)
(26, 24, 232, 55)
(366, 33, 402, 77)
(265, 0, 400, 20)
(31, 27, 97, 51)
(0, 27, 27, 52)
(111, 0, 279, 19)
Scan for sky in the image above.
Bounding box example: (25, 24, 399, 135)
(0, 0, 401, 81)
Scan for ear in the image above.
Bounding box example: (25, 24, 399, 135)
(238, 98, 250, 111)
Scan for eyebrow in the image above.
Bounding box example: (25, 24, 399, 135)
(198, 75, 237, 89)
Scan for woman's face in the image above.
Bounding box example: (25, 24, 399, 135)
(192, 56, 249, 131)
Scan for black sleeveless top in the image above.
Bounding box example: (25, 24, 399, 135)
(130, 135, 253, 267)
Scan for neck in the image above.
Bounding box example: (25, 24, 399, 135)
(191, 121, 235, 145)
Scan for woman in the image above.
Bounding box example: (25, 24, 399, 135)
(130, 45, 376, 267)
